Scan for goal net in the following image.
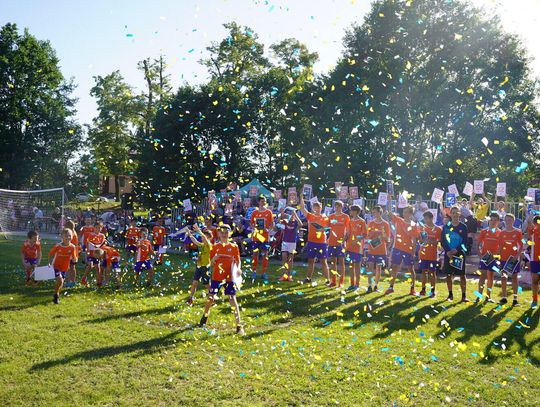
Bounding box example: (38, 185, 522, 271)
(0, 188, 67, 236)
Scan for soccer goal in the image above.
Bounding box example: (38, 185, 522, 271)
(0, 188, 67, 237)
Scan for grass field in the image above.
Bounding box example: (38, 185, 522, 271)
(0, 236, 538, 406)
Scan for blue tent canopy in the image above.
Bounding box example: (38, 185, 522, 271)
(238, 178, 273, 199)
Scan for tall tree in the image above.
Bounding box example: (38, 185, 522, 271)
(0, 23, 81, 189)
(88, 71, 140, 199)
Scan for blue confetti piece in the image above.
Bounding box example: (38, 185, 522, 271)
(369, 120, 379, 127)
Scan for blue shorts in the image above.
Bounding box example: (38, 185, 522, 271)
(530, 261, 540, 274)
(479, 259, 500, 272)
(86, 256, 100, 265)
(345, 251, 362, 263)
(305, 242, 328, 259)
(391, 248, 414, 267)
(419, 259, 439, 271)
(209, 280, 236, 296)
(23, 258, 38, 266)
(367, 254, 387, 265)
(102, 259, 120, 269)
(153, 244, 161, 252)
(328, 245, 346, 258)
(194, 266, 210, 284)
(134, 260, 153, 273)
(251, 241, 270, 253)
(54, 269, 66, 279)
(126, 245, 137, 253)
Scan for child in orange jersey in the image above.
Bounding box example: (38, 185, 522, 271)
(344, 205, 367, 290)
(135, 227, 154, 286)
(366, 206, 391, 293)
(476, 212, 502, 304)
(21, 230, 41, 286)
(48, 229, 77, 304)
(498, 213, 523, 306)
(327, 200, 350, 288)
(418, 211, 442, 298)
(65, 220, 79, 287)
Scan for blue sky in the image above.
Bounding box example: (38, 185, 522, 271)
(1, 0, 538, 126)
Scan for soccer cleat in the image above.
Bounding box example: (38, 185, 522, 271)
(485, 297, 495, 303)
(461, 297, 470, 303)
(419, 289, 427, 296)
(186, 297, 193, 306)
(373, 286, 380, 292)
(250, 271, 258, 280)
(499, 298, 508, 305)
(409, 289, 418, 296)
(531, 301, 538, 309)
(53, 294, 59, 304)
(474, 297, 481, 304)
(346, 285, 356, 291)
(366, 286, 373, 293)
(303, 277, 312, 284)
(429, 292, 436, 299)
(236, 325, 245, 336)
(447, 294, 454, 302)
(384, 287, 394, 295)
(512, 299, 518, 307)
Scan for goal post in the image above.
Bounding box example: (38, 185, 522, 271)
(0, 187, 67, 237)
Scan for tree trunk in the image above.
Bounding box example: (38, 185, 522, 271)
(115, 175, 120, 201)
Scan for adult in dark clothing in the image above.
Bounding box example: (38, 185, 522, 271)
(440, 206, 470, 302)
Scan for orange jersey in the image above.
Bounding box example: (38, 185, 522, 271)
(528, 223, 540, 262)
(250, 209, 274, 242)
(21, 240, 41, 260)
(102, 245, 121, 263)
(136, 239, 153, 262)
(49, 243, 77, 272)
(419, 225, 442, 261)
(79, 225, 96, 246)
(152, 226, 166, 245)
(478, 228, 501, 256)
(87, 232, 106, 256)
(210, 242, 240, 281)
(499, 229, 523, 261)
(306, 212, 330, 244)
(367, 219, 391, 255)
(70, 233, 79, 257)
(328, 213, 350, 246)
(345, 217, 367, 254)
(126, 226, 141, 246)
(391, 215, 420, 254)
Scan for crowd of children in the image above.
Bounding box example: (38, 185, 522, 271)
(20, 186, 540, 336)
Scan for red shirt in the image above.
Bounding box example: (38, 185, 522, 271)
(49, 243, 77, 272)
(306, 212, 330, 244)
(345, 218, 367, 254)
(250, 208, 274, 243)
(126, 226, 141, 246)
(21, 240, 41, 260)
(102, 246, 121, 263)
(499, 228, 523, 261)
(419, 225, 442, 261)
(79, 225, 95, 247)
(152, 226, 166, 245)
(328, 213, 350, 246)
(478, 228, 501, 256)
(392, 215, 420, 254)
(136, 239, 153, 262)
(367, 219, 391, 255)
(210, 242, 240, 281)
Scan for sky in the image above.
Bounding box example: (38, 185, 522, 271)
(1, 0, 539, 126)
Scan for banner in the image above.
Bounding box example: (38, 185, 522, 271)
(349, 186, 359, 199)
(496, 182, 506, 197)
(448, 184, 459, 196)
(462, 182, 473, 197)
(377, 192, 388, 206)
(431, 188, 444, 204)
(473, 180, 484, 194)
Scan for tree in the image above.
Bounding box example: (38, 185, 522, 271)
(0, 23, 81, 189)
(88, 71, 140, 200)
(319, 0, 540, 196)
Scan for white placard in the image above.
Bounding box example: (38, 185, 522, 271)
(377, 192, 388, 206)
(398, 193, 409, 208)
(183, 199, 193, 212)
(277, 198, 287, 210)
(526, 188, 536, 199)
(34, 265, 55, 281)
(474, 180, 484, 194)
(309, 196, 319, 206)
(231, 263, 243, 289)
(448, 184, 459, 196)
(158, 245, 167, 254)
(496, 182, 506, 197)
(353, 198, 364, 208)
(463, 182, 474, 197)
(431, 188, 444, 203)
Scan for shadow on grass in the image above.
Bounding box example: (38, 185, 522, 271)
(480, 308, 540, 367)
(30, 329, 190, 371)
(85, 304, 181, 324)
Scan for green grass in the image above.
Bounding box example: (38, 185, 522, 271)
(0, 237, 538, 406)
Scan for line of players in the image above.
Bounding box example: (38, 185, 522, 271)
(21, 217, 168, 304)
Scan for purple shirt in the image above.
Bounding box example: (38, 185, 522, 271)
(282, 219, 299, 243)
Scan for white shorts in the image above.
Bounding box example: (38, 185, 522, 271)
(281, 241, 297, 253)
